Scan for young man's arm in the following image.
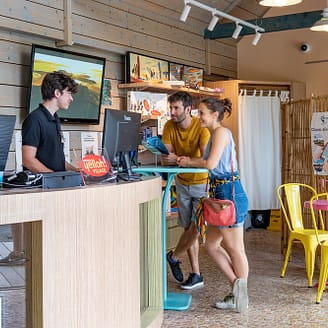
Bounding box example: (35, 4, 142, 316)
(65, 161, 78, 171)
(161, 143, 178, 166)
(22, 145, 53, 173)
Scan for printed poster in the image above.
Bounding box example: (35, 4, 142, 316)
(15, 131, 22, 172)
(102, 79, 112, 106)
(127, 91, 169, 135)
(63, 131, 70, 163)
(81, 132, 99, 157)
(311, 112, 328, 175)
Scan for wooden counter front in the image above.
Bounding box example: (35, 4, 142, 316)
(0, 177, 163, 328)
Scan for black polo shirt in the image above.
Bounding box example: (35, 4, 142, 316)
(22, 104, 66, 171)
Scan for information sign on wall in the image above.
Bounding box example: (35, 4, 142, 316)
(311, 112, 328, 175)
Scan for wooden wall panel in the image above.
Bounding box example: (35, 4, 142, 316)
(0, 0, 63, 29)
(71, 16, 205, 64)
(0, 85, 27, 108)
(210, 40, 237, 59)
(210, 53, 237, 73)
(0, 62, 30, 86)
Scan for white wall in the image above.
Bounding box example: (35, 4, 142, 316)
(238, 0, 328, 98)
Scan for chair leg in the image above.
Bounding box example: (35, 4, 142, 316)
(304, 244, 317, 288)
(316, 255, 328, 304)
(281, 238, 293, 278)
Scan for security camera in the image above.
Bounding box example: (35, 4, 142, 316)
(300, 43, 311, 53)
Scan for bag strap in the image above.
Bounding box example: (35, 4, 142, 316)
(230, 139, 235, 197)
(205, 137, 235, 197)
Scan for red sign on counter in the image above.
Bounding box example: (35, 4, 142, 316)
(79, 154, 110, 177)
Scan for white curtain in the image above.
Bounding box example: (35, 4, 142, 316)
(238, 92, 281, 210)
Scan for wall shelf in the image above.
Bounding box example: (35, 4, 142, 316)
(118, 82, 222, 98)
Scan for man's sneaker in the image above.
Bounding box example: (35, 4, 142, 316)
(0, 252, 26, 266)
(214, 293, 236, 310)
(232, 278, 248, 313)
(181, 273, 204, 290)
(166, 250, 183, 283)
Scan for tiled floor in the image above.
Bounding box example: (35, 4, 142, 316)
(0, 225, 26, 328)
(163, 229, 328, 328)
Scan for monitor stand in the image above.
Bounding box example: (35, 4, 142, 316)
(117, 173, 141, 181)
(117, 152, 141, 181)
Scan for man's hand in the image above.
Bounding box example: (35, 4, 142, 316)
(177, 156, 189, 167)
(161, 152, 178, 166)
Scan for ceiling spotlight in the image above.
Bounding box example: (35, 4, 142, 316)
(311, 2, 328, 32)
(252, 31, 262, 46)
(208, 14, 219, 31)
(180, 2, 191, 22)
(258, 0, 302, 6)
(232, 23, 243, 39)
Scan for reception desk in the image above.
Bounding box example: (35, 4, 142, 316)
(0, 176, 163, 328)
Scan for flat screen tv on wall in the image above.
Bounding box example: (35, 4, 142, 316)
(26, 44, 106, 124)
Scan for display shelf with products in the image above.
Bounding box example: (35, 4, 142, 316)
(118, 82, 223, 98)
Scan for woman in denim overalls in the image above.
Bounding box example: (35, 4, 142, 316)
(177, 97, 249, 313)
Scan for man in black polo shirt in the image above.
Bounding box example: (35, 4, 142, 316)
(0, 72, 79, 265)
(22, 71, 78, 172)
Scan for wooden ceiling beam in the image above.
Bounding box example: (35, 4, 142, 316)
(204, 10, 322, 39)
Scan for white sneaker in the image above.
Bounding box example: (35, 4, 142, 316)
(233, 278, 248, 313)
(214, 293, 236, 310)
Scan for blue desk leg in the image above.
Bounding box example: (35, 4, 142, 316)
(162, 173, 192, 311)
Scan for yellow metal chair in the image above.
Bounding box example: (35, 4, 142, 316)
(309, 192, 328, 303)
(276, 183, 328, 287)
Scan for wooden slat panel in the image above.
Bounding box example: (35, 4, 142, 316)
(210, 40, 237, 59)
(0, 62, 29, 86)
(0, 16, 63, 40)
(210, 53, 237, 72)
(0, 85, 27, 108)
(71, 15, 205, 65)
(0, 40, 31, 65)
(26, 0, 63, 10)
(209, 66, 238, 79)
(0, 0, 63, 29)
(230, 2, 269, 19)
(73, 1, 206, 50)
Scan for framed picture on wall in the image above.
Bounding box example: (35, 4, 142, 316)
(169, 62, 204, 87)
(126, 52, 169, 83)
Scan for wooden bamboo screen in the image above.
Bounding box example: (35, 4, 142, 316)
(281, 95, 328, 249)
(282, 95, 328, 187)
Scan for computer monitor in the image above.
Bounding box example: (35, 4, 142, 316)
(0, 115, 16, 171)
(102, 109, 142, 180)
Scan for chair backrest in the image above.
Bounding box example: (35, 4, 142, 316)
(309, 192, 328, 244)
(276, 183, 317, 232)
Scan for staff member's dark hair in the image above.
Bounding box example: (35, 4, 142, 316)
(41, 71, 78, 100)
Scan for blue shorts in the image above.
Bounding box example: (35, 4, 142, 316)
(214, 221, 245, 229)
(209, 173, 249, 225)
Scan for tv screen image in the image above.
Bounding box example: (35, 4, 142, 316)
(102, 109, 142, 180)
(27, 44, 106, 124)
